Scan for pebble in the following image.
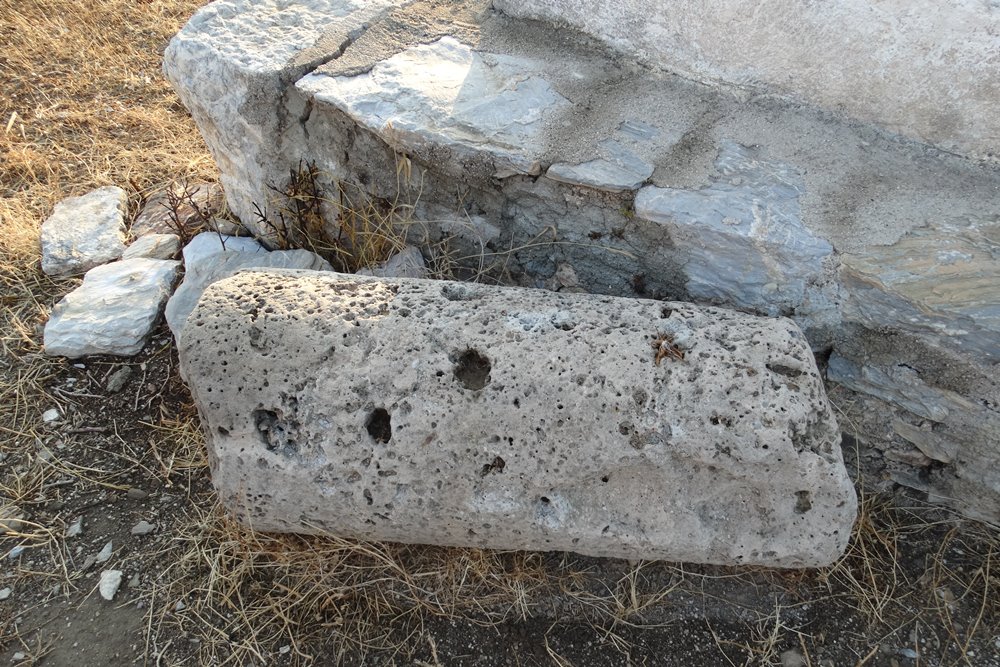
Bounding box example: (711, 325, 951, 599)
(130, 520, 156, 536)
(126, 488, 149, 500)
(99, 570, 123, 601)
(128, 573, 141, 588)
(66, 517, 84, 538)
(174, 599, 186, 611)
(12, 652, 26, 662)
(95, 541, 113, 563)
(106, 366, 133, 393)
(42, 408, 61, 423)
(780, 649, 806, 667)
(7, 546, 26, 560)
(0, 587, 11, 600)
(0, 506, 24, 533)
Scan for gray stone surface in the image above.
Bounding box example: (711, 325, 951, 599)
(44, 258, 181, 358)
(122, 233, 181, 260)
(826, 350, 1000, 524)
(356, 245, 427, 279)
(179, 271, 856, 568)
(165, 233, 331, 339)
(496, 0, 1000, 160)
(547, 140, 654, 192)
(163, 0, 402, 226)
(299, 36, 569, 179)
(132, 182, 224, 237)
(840, 217, 1000, 362)
(40, 186, 127, 277)
(634, 142, 835, 320)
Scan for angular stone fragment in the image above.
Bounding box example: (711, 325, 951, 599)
(179, 271, 856, 567)
(40, 186, 127, 277)
(547, 141, 654, 192)
(44, 258, 181, 358)
(123, 233, 181, 261)
(132, 182, 224, 237)
(164, 233, 332, 339)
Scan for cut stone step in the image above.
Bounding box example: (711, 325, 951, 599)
(178, 271, 857, 568)
(165, 0, 999, 519)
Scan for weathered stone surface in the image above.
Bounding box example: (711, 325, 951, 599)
(356, 245, 427, 279)
(132, 182, 224, 237)
(827, 350, 1000, 524)
(299, 36, 570, 179)
(840, 217, 1000, 362)
(122, 233, 181, 261)
(44, 258, 181, 358)
(547, 139, 654, 192)
(163, 0, 402, 226)
(496, 0, 1000, 160)
(164, 233, 331, 339)
(179, 271, 856, 567)
(634, 142, 835, 321)
(40, 186, 127, 277)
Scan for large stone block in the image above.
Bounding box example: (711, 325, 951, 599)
(496, 0, 1000, 160)
(178, 271, 857, 568)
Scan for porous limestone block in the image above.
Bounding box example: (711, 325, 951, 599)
(40, 186, 127, 277)
(178, 271, 857, 568)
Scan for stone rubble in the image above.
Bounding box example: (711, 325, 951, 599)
(44, 258, 181, 358)
(98, 570, 122, 601)
(40, 186, 127, 277)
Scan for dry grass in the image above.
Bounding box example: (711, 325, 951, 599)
(2, 1, 1000, 665)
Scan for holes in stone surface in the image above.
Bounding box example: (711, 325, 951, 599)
(217, 426, 230, 437)
(366, 408, 392, 443)
(795, 490, 812, 514)
(767, 363, 803, 378)
(479, 455, 506, 477)
(601, 475, 610, 483)
(442, 284, 475, 301)
(453, 349, 491, 390)
(363, 489, 373, 505)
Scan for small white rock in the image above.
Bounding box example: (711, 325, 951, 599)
(65, 517, 84, 538)
(8, 545, 26, 560)
(40, 186, 128, 277)
(174, 599, 186, 611)
(130, 520, 156, 536)
(42, 408, 61, 423)
(95, 541, 113, 563)
(99, 570, 123, 601)
(12, 652, 26, 662)
(0, 587, 11, 600)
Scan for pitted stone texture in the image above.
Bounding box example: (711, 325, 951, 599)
(298, 36, 571, 178)
(179, 271, 856, 568)
(44, 258, 181, 358)
(635, 143, 836, 321)
(40, 186, 127, 277)
(165, 233, 331, 340)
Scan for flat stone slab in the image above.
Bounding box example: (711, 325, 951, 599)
(40, 186, 127, 277)
(179, 271, 857, 568)
(164, 232, 332, 339)
(44, 258, 181, 358)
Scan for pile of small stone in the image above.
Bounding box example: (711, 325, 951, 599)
(40, 184, 426, 358)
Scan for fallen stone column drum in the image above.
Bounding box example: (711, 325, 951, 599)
(179, 271, 857, 568)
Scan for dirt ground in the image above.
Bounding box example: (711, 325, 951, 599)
(1, 1, 999, 665)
